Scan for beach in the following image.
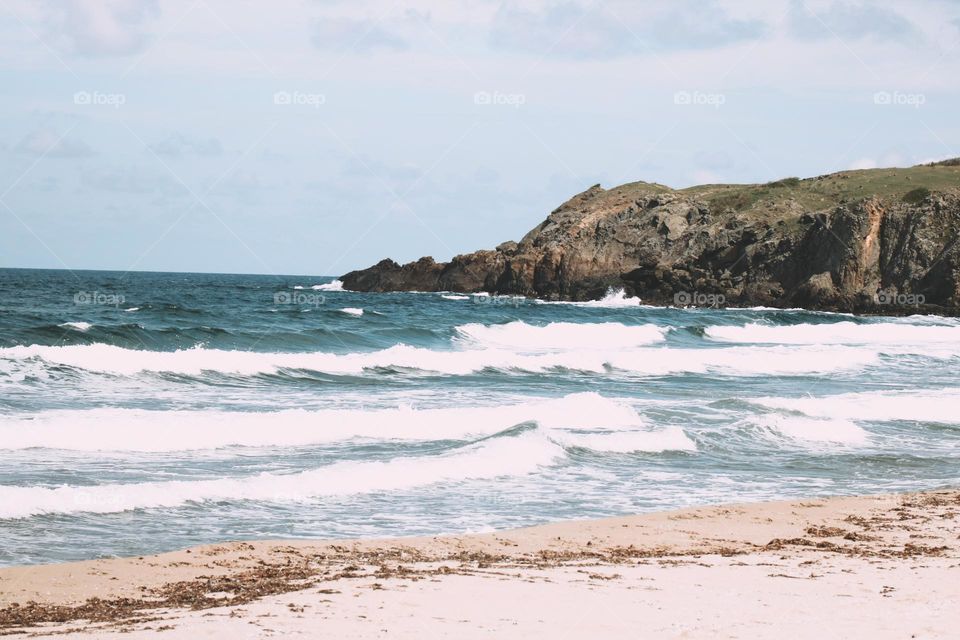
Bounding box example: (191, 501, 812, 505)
(2, 489, 957, 638)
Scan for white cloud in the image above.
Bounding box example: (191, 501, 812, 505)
(47, 0, 161, 57)
(14, 129, 94, 158)
(787, 0, 918, 43)
(311, 17, 408, 53)
(150, 133, 223, 158)
(489, 0, 768, 59)
(80, 164, 182, 194)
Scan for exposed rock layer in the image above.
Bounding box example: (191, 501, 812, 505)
(342, 163, 960, 313)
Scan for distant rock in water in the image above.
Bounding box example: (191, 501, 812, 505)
(341, 162, 960, 313)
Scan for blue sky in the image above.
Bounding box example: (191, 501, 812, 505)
(0, 0, 958, 276)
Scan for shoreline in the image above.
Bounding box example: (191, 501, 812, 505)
(2, 489, 958, 638)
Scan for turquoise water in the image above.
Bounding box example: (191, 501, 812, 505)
(0, 268, 958, 566)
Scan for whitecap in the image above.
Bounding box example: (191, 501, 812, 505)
(57, 322, 92, 332)
(312, 280, 345, 292)
(0, 431, 564, 519)
(0, 393, 642, 452)
(706, 321, 960, 345)
(552, 426, 696, 453)
(753, 390, 960, 424)
(455, 321, 666, 350)
(751, 414, 868, 445)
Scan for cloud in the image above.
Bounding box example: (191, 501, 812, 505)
(311, 18, 408, 53)
(48, 0, 160, 57)
(81, 165, 182, 194)
(14, 129, 94, 158)
(787, 0, 918, 42)
(489, 1, 767, 59)
(150, 133, 223, 158)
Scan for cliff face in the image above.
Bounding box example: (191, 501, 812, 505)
(341, 163, 960, 313)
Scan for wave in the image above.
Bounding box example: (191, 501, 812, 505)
(441, 294, 470, 300)
(706, 322, 960, 345)
(0, 430, 563, 519)
(312, 280, 344, 292)
(455, 321, 666, 350)
(0, 343, 880, 378)
(751, 414, 868, 445)
(339, 307, 364, 316)
(536, 288, 645, 308)
(0, 393, 644, 452)
(58, 322, 92, 332)
(552, 427, 696, 453)
(753, 390, 960, 424)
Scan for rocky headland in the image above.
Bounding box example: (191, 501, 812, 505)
(342, 161, 960, 313)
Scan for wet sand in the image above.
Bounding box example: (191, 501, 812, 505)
(1, 489, 958, 638)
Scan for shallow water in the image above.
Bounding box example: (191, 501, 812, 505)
(0, 268, 957, 566)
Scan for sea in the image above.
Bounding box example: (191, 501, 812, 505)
(1, 268, 958, 566)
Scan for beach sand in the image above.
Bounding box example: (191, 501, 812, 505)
(1, 489, 957, 638)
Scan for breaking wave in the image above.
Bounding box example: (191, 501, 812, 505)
(0, 343, 879, 378)
(0, 393, 643, 452)
(0, 430, 563, 519)
(706, 322, 960, 345)
(455, 321, 666, 350)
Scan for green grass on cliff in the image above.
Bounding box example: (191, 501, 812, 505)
(678, 162, 960, 217)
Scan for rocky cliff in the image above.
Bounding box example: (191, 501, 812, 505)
(341, 161, 960, 313)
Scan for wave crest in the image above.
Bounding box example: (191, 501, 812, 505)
(0, 430, 563, 519)
(455, 321, 665, 350)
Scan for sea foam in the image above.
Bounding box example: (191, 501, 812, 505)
(0, 343, 880, 378)
(753, 390, 960, 424)
(752, 414, 868, 445)
(706, 321, 960, 345)
(0, 393, 644, 452)
(536, 288, 645, 308)
(0, 430, 564, 519)
(455, 321, 666, 350)
(312, 280, 345, 291)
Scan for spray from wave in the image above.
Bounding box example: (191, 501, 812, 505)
(312, 280, 345, 292)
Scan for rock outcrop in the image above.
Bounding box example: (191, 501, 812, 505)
(341, 162, 960, 313)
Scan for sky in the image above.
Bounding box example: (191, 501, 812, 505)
(0, 0, 958, 276)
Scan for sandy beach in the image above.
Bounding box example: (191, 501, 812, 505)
(1, 489, 957, 638)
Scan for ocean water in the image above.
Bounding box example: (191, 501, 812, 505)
(0, 268, 958, 566)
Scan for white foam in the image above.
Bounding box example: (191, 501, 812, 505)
(441, 295, 470, 300)
(455, 321, 666, 350)
(58, 322, 92, 331)
(0, 393, 644, 452)
(0, 343, 878, 378)
(753, 414, 868, 445)
(124, 307, 139, 312)
(0, 431, 564, 519)
(754, 390, 960, 424)
(552, 427, 696, 453)
(340, 307, 364, 316)
(312, 280, 344, 292)
(706, 322, 960, 345)
(537, 288, 644, 308)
